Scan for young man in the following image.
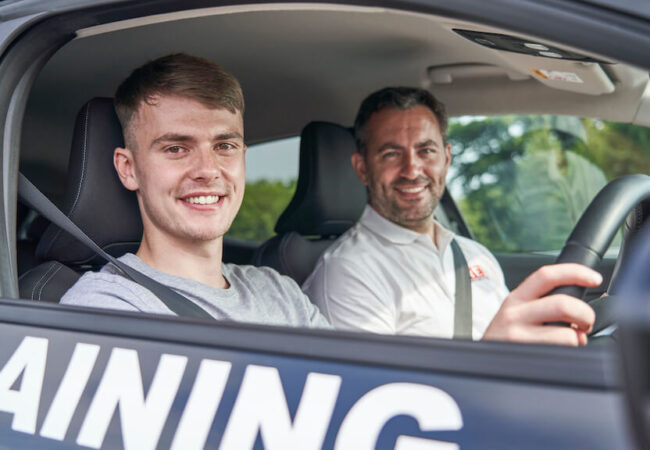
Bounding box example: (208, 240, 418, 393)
(303, 87, 600, 345)
(61, 54, 329, 328)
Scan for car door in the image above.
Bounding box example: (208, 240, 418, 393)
(0, 0, 647, 448)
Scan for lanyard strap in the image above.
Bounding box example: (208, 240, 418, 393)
(17, 172, 214, 320)
(450, 239, 472, 338)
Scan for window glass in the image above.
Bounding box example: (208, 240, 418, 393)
(447, 115, 650, 254)
(227, 137, 299, 242)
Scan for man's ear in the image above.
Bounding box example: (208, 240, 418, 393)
(113, 147, 139, 191)
(351, 151, 368, 186)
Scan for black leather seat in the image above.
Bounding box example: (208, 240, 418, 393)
(19, 97, 142, 301)
(16, 163, 67, 275)
(252, 121, 366, 284)
(19, 110, 366, 300)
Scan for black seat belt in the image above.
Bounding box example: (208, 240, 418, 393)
(450, 239, 472, 339)
(17, 173, 214, 320)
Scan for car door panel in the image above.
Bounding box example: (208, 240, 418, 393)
(0, 306, 627, 449)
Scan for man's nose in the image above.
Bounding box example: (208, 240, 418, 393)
(400, 150, 422, 179)
(189, 148, 220, 181)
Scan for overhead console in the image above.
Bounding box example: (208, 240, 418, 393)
(436, 28, 615, 96)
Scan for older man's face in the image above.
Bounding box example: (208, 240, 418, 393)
(352, 106, 451, 233)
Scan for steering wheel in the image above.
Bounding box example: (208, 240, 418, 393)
(548, 174, 650, 336)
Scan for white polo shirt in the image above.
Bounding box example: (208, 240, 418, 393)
(303, 205, 509, 339)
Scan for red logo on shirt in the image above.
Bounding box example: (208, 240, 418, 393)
(469, 265, 487, 281)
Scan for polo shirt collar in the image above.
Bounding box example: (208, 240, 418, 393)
(359, 204, 454, 251)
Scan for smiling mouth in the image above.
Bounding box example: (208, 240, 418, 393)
(183, 195, 221, 205)
(395, 185, 428, 194)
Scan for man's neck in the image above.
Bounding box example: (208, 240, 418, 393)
(369, 204, 438, 247)
(135, 232, 228, 289)
(409, 220, 444, 251)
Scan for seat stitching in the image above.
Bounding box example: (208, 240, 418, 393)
(44, 102, 91, 254)
(18, 265, 39, 282)
(31, 263, 58, 300)
(70, 101, 91, 215)
(37, 263, 64, 301)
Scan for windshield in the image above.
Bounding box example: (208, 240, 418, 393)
(447, 115, 650, 254)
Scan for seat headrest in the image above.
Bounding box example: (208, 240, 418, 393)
(275, 121, 366, 236)
(36, 98, 142, 265)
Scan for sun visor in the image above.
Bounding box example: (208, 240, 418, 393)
(451, 29, 616, 96)
(495, 53, 614, 95)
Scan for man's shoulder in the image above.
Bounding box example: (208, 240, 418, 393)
(59, 253, 169, 310)
(454, 235, 495, 257)
(321, 221, 381, 261)
(305, 223, 383, 288)
(225, 263, 303, 291)
(452, 235, 507, 286)
(225, 262, 283, 279)
(59, 266, 150, 311)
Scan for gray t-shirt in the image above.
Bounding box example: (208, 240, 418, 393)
(61, 253, 330, 329)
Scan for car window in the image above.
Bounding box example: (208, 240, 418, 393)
(226, 137, 299, 242)
(447, 115, 650, 254)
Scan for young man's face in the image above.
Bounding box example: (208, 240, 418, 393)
(351, 105, 451, 233)
(115, 95, 246, 244)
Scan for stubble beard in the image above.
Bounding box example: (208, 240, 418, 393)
(367, 176, 444, 230)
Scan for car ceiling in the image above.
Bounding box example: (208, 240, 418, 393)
(20, 3, 650, 180)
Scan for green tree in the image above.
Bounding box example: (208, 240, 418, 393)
(447, 115, 646, 253)
(227, 179, 297, 241)
(581, 119, 650, 179)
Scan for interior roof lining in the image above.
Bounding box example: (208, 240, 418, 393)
(75, 2, 386, 38)
(20, 0, 650, 178)
(76, 0, 603, 67)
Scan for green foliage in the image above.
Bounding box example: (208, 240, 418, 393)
(449, 115, 649, 253)
(582, 120, 650, 179)
(510, 150, 609, 251)
(227, 178, 297, 242)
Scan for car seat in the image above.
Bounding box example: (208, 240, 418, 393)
(252, 121, 366, 284)
(16, 163, 72, 275)
(19, 97, 142, 301)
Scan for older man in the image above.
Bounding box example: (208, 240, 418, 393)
(303, 87, 599, 345)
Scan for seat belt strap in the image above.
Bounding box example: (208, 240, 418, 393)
(17, 172, 214, 320)
(451, 239, 472, 338)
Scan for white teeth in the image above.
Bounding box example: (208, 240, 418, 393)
(398, 186, 425, 193)
(186, 195, 220, 205)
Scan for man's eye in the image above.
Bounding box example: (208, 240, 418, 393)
(165, 146, 185, 154)
(216, 143, 236, 151)
(382, 151, 398, 159)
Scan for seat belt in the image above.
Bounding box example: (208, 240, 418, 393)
(17, 173, 214, 320)
(450, 239, 472, 339)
